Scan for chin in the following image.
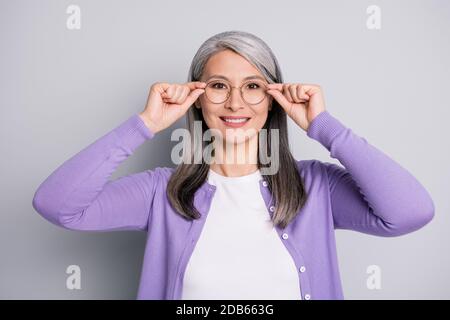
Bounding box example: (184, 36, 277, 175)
(222, 130, 258, 145)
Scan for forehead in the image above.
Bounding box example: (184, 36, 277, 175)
(202, 49, 265, 81)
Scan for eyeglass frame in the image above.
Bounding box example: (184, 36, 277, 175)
(202, 78, 270, 105)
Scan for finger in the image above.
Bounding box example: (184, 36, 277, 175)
(179, 83, 201, 103)
(266, 83, 283, 91)
(289, 85, 301, 103)
(266, 88, 292, 113)
(173, 86, 184, 103)
(164, 85, 176, 100)
(179, 88, 205, 111)
(158, 82, 171, 92)
(283, 84, 294, 103)
(185, 81, 207, 90)
(161, 91, 172, 102)
(292, 85, 308, 102)
(302, 84, 321, 97)
(157, 83, 170, 99)
(177, 86, 190, 104)
(297, 85, 310, 101)
(166, 85, 183, 102)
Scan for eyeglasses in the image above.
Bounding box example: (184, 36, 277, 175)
(203, 78, 269, 105)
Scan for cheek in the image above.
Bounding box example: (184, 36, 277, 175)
(250, 106, 270, 129)
(199, 103, 221, 127)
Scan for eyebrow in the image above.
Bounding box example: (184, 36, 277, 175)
(205, 74, 267, 82)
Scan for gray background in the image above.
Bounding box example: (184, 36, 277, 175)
(1, 0, 449, 299)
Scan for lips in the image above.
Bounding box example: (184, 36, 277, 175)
(220, 116, 250, 122)
(219, 116, 251, 127)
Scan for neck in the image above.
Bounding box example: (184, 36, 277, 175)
(209, 135, 259, 177)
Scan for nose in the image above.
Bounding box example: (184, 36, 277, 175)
(225, 87, 244, 111)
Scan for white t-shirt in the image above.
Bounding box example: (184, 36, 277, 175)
(181, 168, 302, 300)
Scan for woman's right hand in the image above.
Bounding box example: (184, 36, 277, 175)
(139, 81, 206, 134)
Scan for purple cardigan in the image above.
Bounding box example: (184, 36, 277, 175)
(32, 110, 435, 300)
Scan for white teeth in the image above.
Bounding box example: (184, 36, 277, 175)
(222, 118, 249, 123)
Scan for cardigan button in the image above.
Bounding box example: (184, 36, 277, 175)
(262, 181, 268, 187)
(281, 233, 289, 240)
(304, 294, 311, 300)
(269, 205, 275, 212)
(299, 265, 306, 273)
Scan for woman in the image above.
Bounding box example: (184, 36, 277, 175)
(32, 30, 435, 300)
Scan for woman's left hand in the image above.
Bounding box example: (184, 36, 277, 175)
(266, 83, 326, 132)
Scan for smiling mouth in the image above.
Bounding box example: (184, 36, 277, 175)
(219, 116, 251, 124)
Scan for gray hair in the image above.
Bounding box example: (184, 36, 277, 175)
(188, 30, 281, 84)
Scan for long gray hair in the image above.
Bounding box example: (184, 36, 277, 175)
(167, 30, 308, 229)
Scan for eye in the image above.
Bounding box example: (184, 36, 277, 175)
(211, 82, 228, 89)
(247, 82, 261, 89)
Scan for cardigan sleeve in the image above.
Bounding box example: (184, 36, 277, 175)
(306, 111, 435, 237)
(32, 114, 158, 232)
